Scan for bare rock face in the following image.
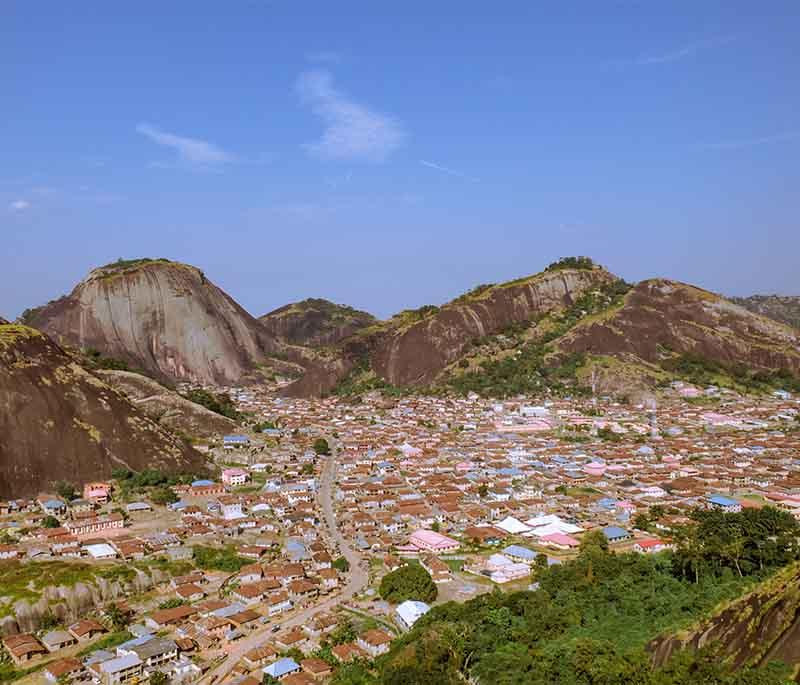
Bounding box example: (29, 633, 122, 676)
(370, 268, 616, 386)
(283, 266, 615, 396)
(21, 259, 277, 385)
(96, 368, 238, 438)
(559, 279, 800, 374)
(260, 298, 376, 348)
(0, 322, 205, 498)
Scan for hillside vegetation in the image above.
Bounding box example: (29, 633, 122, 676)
(332, 508, 799, 684)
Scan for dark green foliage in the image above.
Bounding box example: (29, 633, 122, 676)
(331, 357, 407, 398)
(330, 617, 358, 646)
(545, 256, 596, 272)
(42, 515, 61, 528)
(672, 507, 800, 581)
(447, 278, 631, 398)
(83, 346, 151, 374)
(104, 604, 131, 632)
(182, 388, 241, 420)
(372, 533, 790, 685)
(157, 598, 185, 610)
(112, 468, 198, 499)
(150, 486, 178, 506)
(331, 661, 378, 685)
(379, 563, 437, 604)
(597, 426, 622, 442)
(332, 556, 350, 572)
(192, 545, 249, 572)
(661, 352, 800, 393)
(54, 480, 76, 501)
(100, 257, 171, 271)
(313, 438, 331, 455)
(149, 673, 169, 685)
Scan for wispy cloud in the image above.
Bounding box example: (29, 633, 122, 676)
(614, 35, 734, 67)
(9, 199, 30, 212)
(420, 160, 479, 183)
(696, 130, 800, 150)
(296, 70, 406, 162)
(136, 123, 235, 165)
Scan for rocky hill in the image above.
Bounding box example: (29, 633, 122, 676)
(649, 562, 800, 677)
(95, 369, 238, 439)
(21, 258, 279, 385)
(285, 259, 617, 396)
(287, 262, 800, 399)
(0, 322, 205, 497)
(731, 294, 800, 330)
(259, 298, 376, 347)
(558, 279, 800, 383)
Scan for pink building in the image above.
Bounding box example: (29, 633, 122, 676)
(539, 532, 580, 550)
(83, 482, 111, 504)
(408, 529, 460, 554)
(222, 469, 250, 487)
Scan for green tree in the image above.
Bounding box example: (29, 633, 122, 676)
(332, 556, 350, 572)
(379, 563, 437, 604)
(42, 515, 61, 528)
(150, 672, 168, 685)
(313, 438, 331, 455)
(54, 481, 77, 501)
(150, 486, 178, 506)
(105, 603, 130, 631)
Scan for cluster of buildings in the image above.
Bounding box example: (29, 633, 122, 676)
(1, 381, 798, 683)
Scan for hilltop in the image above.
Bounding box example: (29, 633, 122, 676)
(20, 258, 281, 385)
(286, 257, 617, 397)
(259, 297, 376, 347)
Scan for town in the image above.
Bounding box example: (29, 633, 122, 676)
(1, 381, 799, 685)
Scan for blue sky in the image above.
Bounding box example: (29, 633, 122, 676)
(3, 2, 799, 320)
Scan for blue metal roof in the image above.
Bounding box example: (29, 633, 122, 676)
(708, 495, 738, 506)
(602, 526, 630, 539)
(502, 545, 537, 560)
(264, 657, 299, 678)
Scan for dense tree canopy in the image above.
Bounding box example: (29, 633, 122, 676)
(333, 506, 798, 685)
(379, 563, 437, 604)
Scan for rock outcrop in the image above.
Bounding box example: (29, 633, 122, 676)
(95, 369, 238, 439)
(0, 322, 205, 497)
(371, 267, 616, 386)
(260, 298, 376, 347)
(559, 279, 800, 375)
(649, 563, 800, 675)
(284, 265, 616, 396)
(21, 258, 278, 385)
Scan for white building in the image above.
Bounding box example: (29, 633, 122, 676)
(395, 600, 431, 631)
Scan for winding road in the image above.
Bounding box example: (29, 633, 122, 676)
(202, 440, 367, 683)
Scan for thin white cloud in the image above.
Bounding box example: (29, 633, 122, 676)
(296, 70, 405, 162)
(420, 160, 479, 183)
(607, 35, 735, 67)
(9, 199, 30, 212)
(696, 130, 800, 150)
(136, 123, 235, 164)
